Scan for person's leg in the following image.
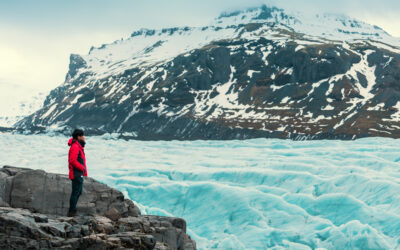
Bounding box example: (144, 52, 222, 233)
(76, 179, 83, 204)
(69, 179, 80, 213)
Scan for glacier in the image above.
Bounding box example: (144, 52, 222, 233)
(0, 132, 400, 249)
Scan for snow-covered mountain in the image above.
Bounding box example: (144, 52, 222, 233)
(15, 5, 400, 140)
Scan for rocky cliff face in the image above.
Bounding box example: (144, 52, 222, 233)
(15, 5, 400, 140)
(0, 166, 196, 249)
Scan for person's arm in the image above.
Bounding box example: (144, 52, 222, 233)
(69, 144, 84, 171)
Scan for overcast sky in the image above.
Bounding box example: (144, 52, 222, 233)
(1, 0, 400, 95)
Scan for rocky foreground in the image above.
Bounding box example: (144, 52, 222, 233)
(0, 166, 196, 249)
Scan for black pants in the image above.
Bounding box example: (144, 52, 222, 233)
(69, 172, 84, 213)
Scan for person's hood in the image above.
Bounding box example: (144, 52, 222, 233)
(68, 138, 85, 147)
(68, 138, 76, 146)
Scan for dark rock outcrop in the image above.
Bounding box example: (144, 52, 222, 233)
(0, 166, 196, 249)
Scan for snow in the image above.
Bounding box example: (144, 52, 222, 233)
(70, 94, 83, 104)
(138, 68, 156, 83)
(216, 5, 400, 47)
(82, 26, 237, 81)
(177, 69, 187, 78)
(295, 45, 305, 52)
(146, 79, 156, 91)
(103, 81, 122, 98)
(284, 67, 293, 75)
(387, 101, 400, 122)
(310, 115, 327, 122)
(348, 49, 376, 101)
(322, 104, 335, 111)
(367, 103, 385, 111)
(245, 50, 255, 55)
(275, 125, 287, 132)
(281, 96, 290, 104)
(118, 94, 130, 105)
(1, 133, 399, 249)
(270, 84, 285, 91)
(262, 46, 273, 66)
(333, 49, 378, 130)
(40, 104, 57, 119)
(78, 99, 95, 108)
(247, 70, 260, 78)
(191, 65, 242, 119)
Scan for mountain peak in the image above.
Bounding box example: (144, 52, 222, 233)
(14, 4, 400, 140)
(213, 4, 397, 43)
(215, 4, 296, 27)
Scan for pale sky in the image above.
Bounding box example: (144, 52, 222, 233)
(0, 0, 399, 101)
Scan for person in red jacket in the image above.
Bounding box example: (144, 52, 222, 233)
(67, 129, 87, 217)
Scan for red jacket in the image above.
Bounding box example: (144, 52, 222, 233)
(68, 138, 87, 180)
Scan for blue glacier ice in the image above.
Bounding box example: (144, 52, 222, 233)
(0, 133, 399, 249)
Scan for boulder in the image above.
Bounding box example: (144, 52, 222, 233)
(0, 206, 196, 249)
(1, 165, 140, 217)
(0, 166, 197, 250)
(104, 207, 121, 221)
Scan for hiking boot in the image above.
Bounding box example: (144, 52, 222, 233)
(67, 210, 77, 217)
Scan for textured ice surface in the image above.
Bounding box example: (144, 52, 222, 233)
(0, 133, 399, 249)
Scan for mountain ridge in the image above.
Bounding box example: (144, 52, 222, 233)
(14, 4, 400, 140)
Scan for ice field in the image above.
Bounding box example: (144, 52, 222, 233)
(1, 133, 399, 249)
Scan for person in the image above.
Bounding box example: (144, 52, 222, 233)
(67, 129, 88, 217)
